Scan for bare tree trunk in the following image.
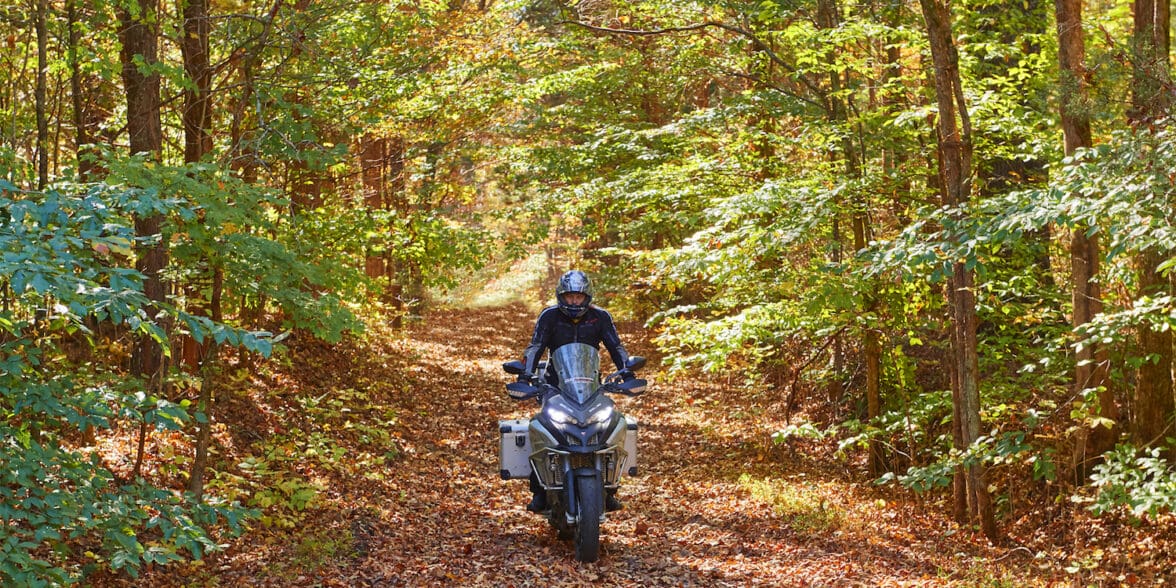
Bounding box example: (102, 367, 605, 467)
(821, 0, 883, 475)
(386, 136, 407, 326)
(35, 0, 49, 189)
(66, 0, 111, 180)
(1135, 248, 1175, 449)
(180, 0, 212, 163)
(228, 56, 257, 183)
(179, 0, 220, 501)
(1130, 0, 1175, 457)
(815, 0, 851, 414)
(189, 267, 222, 501)
(871, 0, 911, 476)
(918, 0, 1001, 543)
(1056, 0, 1118, 482)
(178, 0, 213, 372)
(1130, 0, 1171, 121)
(120, 0, 167, 390)
(67, 0, 85, 176)
(829, 217, 846, 406)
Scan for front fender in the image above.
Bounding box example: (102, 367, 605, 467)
(565, 467, 601, 519)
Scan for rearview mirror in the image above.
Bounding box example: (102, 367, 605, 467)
(626, 356, 646, 372)
(502, 360, 526, 375)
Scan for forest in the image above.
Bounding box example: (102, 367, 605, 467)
(2, 0, 1175, 584)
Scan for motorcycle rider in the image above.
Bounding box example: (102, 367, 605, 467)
(518, 269, 633, 513)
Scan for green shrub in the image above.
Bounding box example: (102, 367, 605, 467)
(1087, 444, 1176, 519)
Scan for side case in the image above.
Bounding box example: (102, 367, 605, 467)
(623, 415, 639, 476)
(498, 419, 532, 479)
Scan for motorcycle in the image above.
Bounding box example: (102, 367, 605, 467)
(499, 343, 647, 562)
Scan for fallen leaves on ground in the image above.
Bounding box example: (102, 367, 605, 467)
(102, 304, 1173, 587)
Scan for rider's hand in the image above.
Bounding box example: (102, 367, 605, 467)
(620, 369, 636, 382)
(517, 374, 536, 385)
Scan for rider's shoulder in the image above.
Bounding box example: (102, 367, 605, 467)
(588, 305, 613, 318)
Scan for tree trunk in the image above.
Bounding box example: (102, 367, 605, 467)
(818, 0, 883, 473)
(816, 0, 854, 416)
(33, 0, 49, 189)
(1130, 0, 1175, 456)
(180, 0, 213, 373)
(120, 0, 167, 389)
(386, 136, 409, 325)
(67, 0, 86, 177)
(917, 0, 1001, 543)
(180, 0, 220, 501)
(229, 54, 258, 183)
(829, 217, 846, 406)
(35, 0, 49, 189)
(180, 0, 212, 164)
(875, 0, 909, 476)
(1135, 249, 1175, 449)
(67, 0, 111, 180)
(361, 133, 388, 280)
(1056, 0, 1118, 482)
(189, 267, 222, 501)
(1130, 0, 1171, 121)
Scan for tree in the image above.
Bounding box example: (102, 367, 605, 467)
(1130, 0, 1174, 453)
(1055, 0, 1117, 483)
(179, 0, 220, 501)
(119, 0, 167, 398)
(34, 0, 48, 188)
(917, 0, 1000, 542)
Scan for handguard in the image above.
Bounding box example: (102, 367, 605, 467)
(505, 381, 542, 400)
(610, 378, 647, 396)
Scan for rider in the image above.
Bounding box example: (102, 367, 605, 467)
(519, 269, 632, 513)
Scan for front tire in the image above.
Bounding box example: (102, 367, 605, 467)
(573, 476, 603, 562)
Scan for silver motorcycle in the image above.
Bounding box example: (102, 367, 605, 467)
(500, 343, 647, 562)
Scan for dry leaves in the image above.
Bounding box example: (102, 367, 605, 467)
(106, 305, 1173, 587)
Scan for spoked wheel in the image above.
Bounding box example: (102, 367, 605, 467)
(573, 476, 603, 562)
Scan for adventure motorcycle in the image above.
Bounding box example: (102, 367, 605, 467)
(499, 343, 647, 562)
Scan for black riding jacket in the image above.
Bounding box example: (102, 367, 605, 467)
(522, 305, 630, 377)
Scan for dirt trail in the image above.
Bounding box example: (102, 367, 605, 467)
(323, 305, 1029, 587)
(122, 304, 1048, 587)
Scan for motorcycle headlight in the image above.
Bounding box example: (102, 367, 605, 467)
(585, 405, 614, 425)
(546, 405, 577, 425)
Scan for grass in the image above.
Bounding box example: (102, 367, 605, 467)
(261, 526, 357, 581)
(434, 252, 549, 310)
(738, 473, 843, 535)
(292, 528, 356, 569)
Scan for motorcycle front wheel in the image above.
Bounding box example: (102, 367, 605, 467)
(573, 476, 603, 562)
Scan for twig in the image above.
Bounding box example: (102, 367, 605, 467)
(559, 20, 827, 100)
(784, 325, 848, 423)
(991, 545, 1034, 562)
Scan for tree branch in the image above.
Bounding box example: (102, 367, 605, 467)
(560, 20, 827, 102)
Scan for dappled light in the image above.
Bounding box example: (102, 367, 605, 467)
(3, 0, 1176, 584)
(84, 305, 1160, 587)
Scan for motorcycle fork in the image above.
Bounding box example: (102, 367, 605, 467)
(565, 464, 602, 523)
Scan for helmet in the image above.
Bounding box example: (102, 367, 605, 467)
(555, 270, 593, 319)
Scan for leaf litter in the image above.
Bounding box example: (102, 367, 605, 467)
(98, 304, 1173, 587)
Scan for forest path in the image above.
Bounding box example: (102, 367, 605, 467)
(126, 304, 1044, 587)
(302, 304, 1029, 587)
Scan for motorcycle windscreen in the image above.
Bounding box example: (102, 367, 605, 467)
(550, 343, 601, 403)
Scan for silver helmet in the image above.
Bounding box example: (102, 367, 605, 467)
(555, 270, 593, 319)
